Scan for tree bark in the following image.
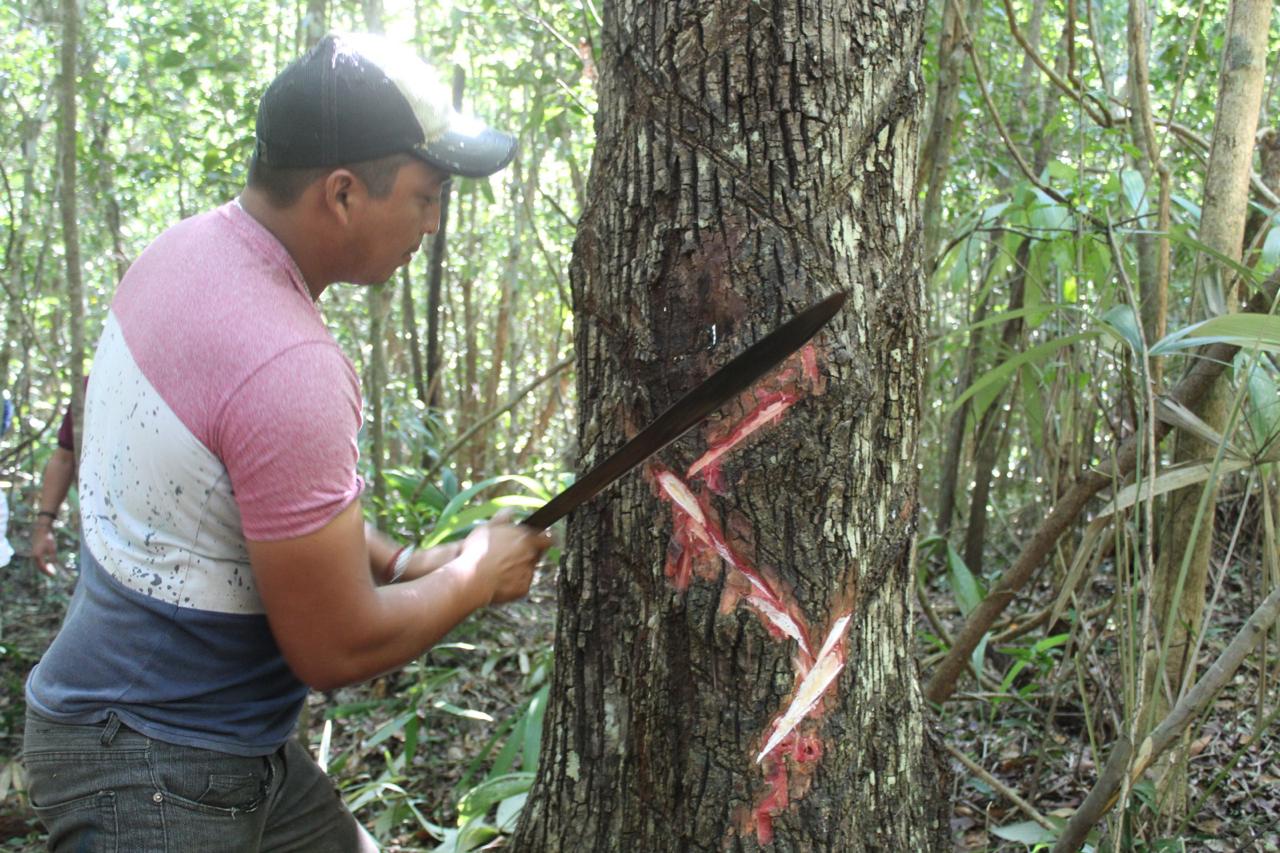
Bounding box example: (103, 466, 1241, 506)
(919, 0, 981, 271)
(513, 1, 948, 849)
(58, 0, 85, 463)
(1147, 0, 1270, 822)
(425, 68, 465, 411)
(364, 0, 389, 522)
(1126, 0, 1169, 388)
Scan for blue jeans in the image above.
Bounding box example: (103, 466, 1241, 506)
(23, 709, 373, 852)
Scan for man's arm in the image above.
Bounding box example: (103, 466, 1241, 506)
(363, 523, 462, 584)
(31, 446, 76, 577)
(246, 499, 551, 690)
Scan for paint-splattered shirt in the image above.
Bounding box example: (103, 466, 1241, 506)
(26, 201, 363, 756)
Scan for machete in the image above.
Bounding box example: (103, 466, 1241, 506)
(521, 291, 847, 531)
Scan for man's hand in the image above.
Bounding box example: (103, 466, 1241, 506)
(451, 510, 553, 605)
(31, 521, 58, 577)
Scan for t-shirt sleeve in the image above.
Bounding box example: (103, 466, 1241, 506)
(215, 342, 364, 541)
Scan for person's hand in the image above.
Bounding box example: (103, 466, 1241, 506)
(31, 521, 58, 577)
(454, 510, 553, 605)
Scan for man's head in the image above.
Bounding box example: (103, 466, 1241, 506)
(253, 32, 516, 186)
(244, 33, 515, 290)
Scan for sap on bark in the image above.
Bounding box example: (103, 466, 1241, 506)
(649, 465, 810, 653)
(689, 344, 827, 495)
(756, 613, 852, 764)
(742, 729, 824, 845)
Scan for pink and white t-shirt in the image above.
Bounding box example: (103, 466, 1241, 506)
(28, 201, 363, 755)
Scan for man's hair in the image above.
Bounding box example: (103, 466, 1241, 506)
(246, 150, 417, 208)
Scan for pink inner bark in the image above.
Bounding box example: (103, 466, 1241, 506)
(650, 339, 846, 845)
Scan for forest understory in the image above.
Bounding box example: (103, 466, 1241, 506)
(2, 497, 1278, 852)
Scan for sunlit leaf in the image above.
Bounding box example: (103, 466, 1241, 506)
(1150, 314, 1280, 356)
(950, 333, 1098, 413)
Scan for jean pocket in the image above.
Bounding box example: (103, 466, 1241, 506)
(150, 750, 270, 817)
(31, 789, 119, 853)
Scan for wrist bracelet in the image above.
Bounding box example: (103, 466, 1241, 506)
(37, 510, 57, 521)
(386, 545, 416, 584)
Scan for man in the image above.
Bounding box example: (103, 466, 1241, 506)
(30, 403, 75, 577)
(23, 33, 551, 851)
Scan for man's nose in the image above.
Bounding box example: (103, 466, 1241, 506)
(423, 210, 441, 235)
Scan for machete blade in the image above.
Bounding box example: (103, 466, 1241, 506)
(521, 291, 847, 531)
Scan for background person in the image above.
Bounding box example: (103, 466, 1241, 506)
(30, 404, 75, 577)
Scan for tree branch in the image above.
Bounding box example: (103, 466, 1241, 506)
(924, 276, 1280, 705)
(1050, 579, 1280, 853)
(997, 0, 1113, 127)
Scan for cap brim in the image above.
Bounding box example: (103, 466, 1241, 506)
(413, 124, 517, 179)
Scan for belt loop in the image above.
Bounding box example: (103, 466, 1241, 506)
(100, 713, 122, 747)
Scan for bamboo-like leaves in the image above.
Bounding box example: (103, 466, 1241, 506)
(1150, 313, 1280, 356)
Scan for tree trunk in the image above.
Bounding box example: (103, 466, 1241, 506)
(935, 243, 998, 536)
(1147, 0, 1269, 824)
(1127, 0, 1169, 388)
(425, 68, 464, 411)
(364, 0, 389, 522)
(961, 239, 1029, 576)
(919, 0, 981, 271)
(475, 156, 521, 473)
(58, 0, 85, 463)
(513, 1, 948, 849)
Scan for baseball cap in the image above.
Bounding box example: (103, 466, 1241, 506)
(255, 32, 516, 178)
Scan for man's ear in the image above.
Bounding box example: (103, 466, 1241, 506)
(321, 169, 363, 226)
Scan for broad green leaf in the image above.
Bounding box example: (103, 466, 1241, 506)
(1262, 225, 1280, 269)
(457, 772, 536, 822)
(1101, 459, 1254, 518)
(991, 819, 1059, 845)
(1170, 194, 1201, 223)
(1033, 633, 1071, 654)
(950, 333, 1098, 413)
(436, 475, 551, 528)
(1155, 398, 1243, 456)
(1150, 314, 1280, 356)
(524, 683, 550, 770)
(935, 304, 1081, 340)
(1120, 168, 1148, 216)
(945, 543, 984, 616)
(970, 631, 991, 677)
(496, 792, 528, 832)
(1100, 305, 1144, 353)
(1082, 235, 1113, 292)
(454, 821, 499, 852)
(1020, 364, 1044, 450)
(1161, 226, 1259, 287)
(1243, 357, 1280, 452)
(365, 709, 417, 748)
(1061, 274, 1077, 304)
(1028, 189, 1072, 233)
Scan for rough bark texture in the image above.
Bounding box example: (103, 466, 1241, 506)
(513, 1, 948, 849)
(1147, 0, 1269, 821)
(58, 0, 85, 461)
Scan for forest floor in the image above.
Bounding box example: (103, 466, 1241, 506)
(926, 536, 1280, 853)
(1, 525, 1278, 851)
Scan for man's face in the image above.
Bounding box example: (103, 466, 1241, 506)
(350, 159, 449, 284)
